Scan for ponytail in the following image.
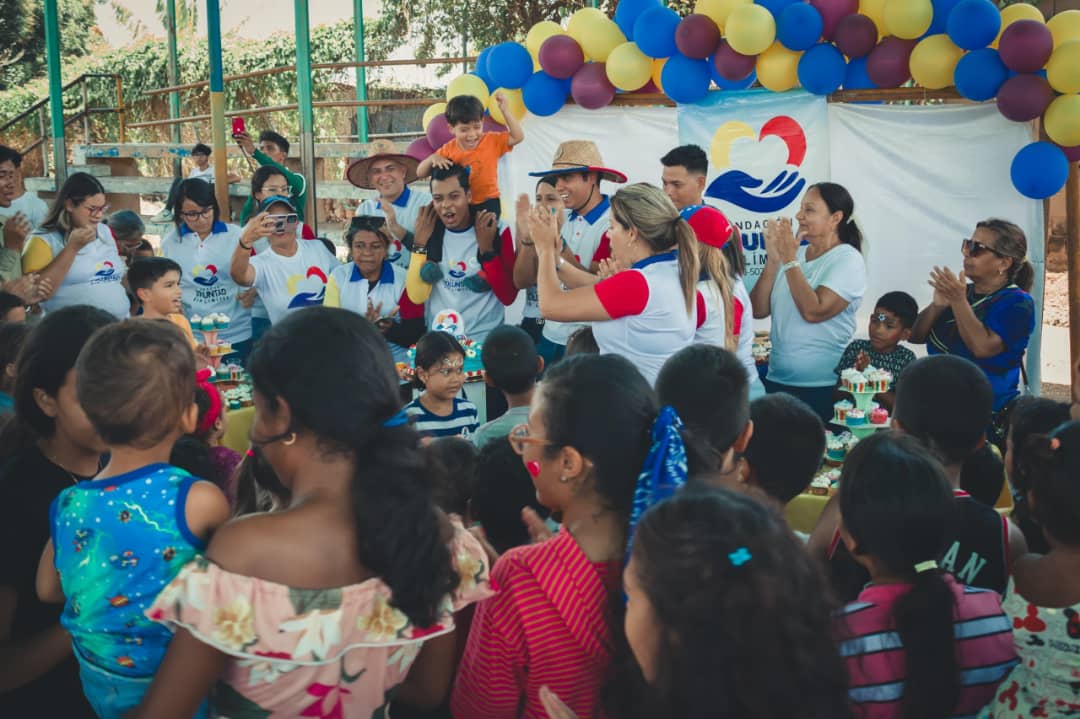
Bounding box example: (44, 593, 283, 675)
(1011, 257, 1034, 293)
(838, 217, 863, 253)
(976, 218, 1031, 292)
(674, 218, 701, 314)
(700, 243, 736, 351)
(893, 567, 960, 719)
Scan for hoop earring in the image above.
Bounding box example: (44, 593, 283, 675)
(281, 432, 297, 446)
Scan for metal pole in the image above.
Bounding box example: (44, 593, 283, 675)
(1067, 162, 1079, 400)
(462, 6, 469, 72)
(354, 0, 369, 143)
(81, 81, 90, 144)
(166, 0, 183, 177)
(207, 0, 230, 218)
(43, 0, 67, 187)
(295, 0, 317, 232)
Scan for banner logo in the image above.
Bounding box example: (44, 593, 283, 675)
(705, 116, 807, 214)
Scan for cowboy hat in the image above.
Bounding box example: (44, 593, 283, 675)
(528, 140, 627, 184)
(345, 139, 420, 190)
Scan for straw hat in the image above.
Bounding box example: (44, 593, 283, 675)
(528, 140, 627, 184)
(345, 139, 420, 190)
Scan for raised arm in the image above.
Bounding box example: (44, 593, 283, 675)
(494, 93, 525, 147)
(929, 267, 1005, 358)
(405, 204, 438, 304)
(231, 213, 271, 287)
(530, 206, 611, 323)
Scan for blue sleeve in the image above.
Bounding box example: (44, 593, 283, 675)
(984, 292, 1035, 351)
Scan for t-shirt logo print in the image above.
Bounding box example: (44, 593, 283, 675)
(192, 264, 219, 287)
(287, 266, 329, 308)
(448, 261, 468, 279)
(94, 260, 116, 278)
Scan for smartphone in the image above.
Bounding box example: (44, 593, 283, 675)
(231, 117, 246, 137)
(268, 213, 299, 233)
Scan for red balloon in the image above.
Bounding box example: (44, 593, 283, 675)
(996, 74, 1056, 122)
(998, 20, 1054, 74)
(833, 14, 878, 59)
(866, 37, 916, 88)
(810, 0, 859, 40)
(539, 35, 585, 80)
(712, 39, 757, 81)
(406, 137, 436, 162)
(571, 63, 616, 109)
(425, 113, 452, 149)
(676, 14, 722, 60)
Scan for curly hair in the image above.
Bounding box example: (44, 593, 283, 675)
(630, 487, 850, 719)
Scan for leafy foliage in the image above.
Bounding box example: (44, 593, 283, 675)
(0, 0, 101, 91)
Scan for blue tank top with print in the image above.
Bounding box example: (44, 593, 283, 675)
(50, 463, 205, 677)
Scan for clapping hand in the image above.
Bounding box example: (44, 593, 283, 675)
(527, 204, 560, 257)
(414, 204, 437, 250)
(596, 257, 623, 280)
(929, 266, 966, 307)
(765, 217, 798, 264)
(515, 194, 532, 245)
(475, 210, 498, 254)
(378, 197, 405, 241)
(2, 212, 32, 251)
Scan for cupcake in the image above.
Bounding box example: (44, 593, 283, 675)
(833, 399, 853, 423)
(190, 314, 202, 327)
(847, 408, 867, 426)
(825, 434, 846, 463)
(808, 476, 832, 496)
(215, 314, 230, 330)
(201, 316, 216, 333)
(842, 432, 859, 452)
(870, 408, 889, 425)
(842, 370, 868, 393)
(216, 366, 229, 381)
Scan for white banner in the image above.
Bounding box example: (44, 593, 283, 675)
(678, 89, 830, 289)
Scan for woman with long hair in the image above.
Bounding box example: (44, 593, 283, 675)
(681, 204, 736, 351)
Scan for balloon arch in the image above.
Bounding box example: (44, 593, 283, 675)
(407, 0, 1080, 201)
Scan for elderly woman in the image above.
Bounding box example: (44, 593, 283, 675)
(328, 215, 424, 361)
(910, 219, 1035, 436)
(749, 182, 866, 423)
(21, 173, 129, 319)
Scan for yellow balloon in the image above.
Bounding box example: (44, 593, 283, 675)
(1048, 41, 1080, 95)
(756, 42, 801, 92)
(695, 0, 751, 32)
(883, 0, 932, 40)
(1044, 94, 1080, 148)
(422, 102, 446, 132)
(859, 0, 887, 34)
(606, 42, 653, 91)
(651, 58, 667, 93)
(993, 3, 1044, 48)
(447, 74, 490, 106)
(1048, 10, 1080, 49)
(910, 34, 963, 90)
(488, 89, 526, 124)
(726, 4, 776, 56)
(526, 21, 565, 58)
(567, 8, 626, 62)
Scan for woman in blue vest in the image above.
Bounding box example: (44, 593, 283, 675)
(910, 218, 1035, 445)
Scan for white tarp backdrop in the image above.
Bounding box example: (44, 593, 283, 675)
(495, 92, 1044, 390)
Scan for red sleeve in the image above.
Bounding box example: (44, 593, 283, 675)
(594, 270, 649, 319)
(695, 290, 706, 330)
(301, 224, 315, 240)
(481, 227, 519, 306)
(827, 528, 841, 560)
(397, 288, 424, 320)
(590, 231, 611, 265)
(732, 296, 745, 337)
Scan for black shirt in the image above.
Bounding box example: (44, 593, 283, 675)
(0, 444, 95, 717)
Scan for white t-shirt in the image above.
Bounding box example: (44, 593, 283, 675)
(731, 275, 761, 391)
(187, 166, 214, 180)
(767, 244, 866, 387)
(355, 186, 432, 269)
(161, 221, 252, 344)
(1, 192, 49, 228)
(26, 224, 129, 319)
(246, 240, 340, 325)
(592, 251, 695, 386)
(329, 260, 410, 362)
(694, 278, 727, 347)
(542, 197, 612, 346)
(426, 224, 506, 343)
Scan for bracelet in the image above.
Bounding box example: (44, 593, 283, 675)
(413, 246, 428, 256)
(519, 239, 535, 246)
(780, 260, 800, 273)
(238, 240, 253, 251)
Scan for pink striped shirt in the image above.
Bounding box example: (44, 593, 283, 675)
(450, 530, 618, 719)
(834, 574, 1017, 719)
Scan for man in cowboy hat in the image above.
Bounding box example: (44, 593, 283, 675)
(346, 139, 431, 269)
(520, 140, 627, 363)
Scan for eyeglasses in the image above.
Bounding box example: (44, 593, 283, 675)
(179, 207, 213, 221)
(350, 215, 386, 232)
(961, 238, 1006, 259)
(85, 203, 110, 216)
(261, 185, 290, 196)
(507, 423, 552, 456)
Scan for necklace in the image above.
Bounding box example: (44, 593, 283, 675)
(42, 448, 102, 485)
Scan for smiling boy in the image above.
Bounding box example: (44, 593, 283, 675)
(833, 290, 918, 410)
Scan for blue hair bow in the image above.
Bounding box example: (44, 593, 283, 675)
(383, 409, 409, 428)
(626, 406, 689, 560)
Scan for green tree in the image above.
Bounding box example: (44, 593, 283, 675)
(0, 0, 99, 91)
(106, 0, 201, 42)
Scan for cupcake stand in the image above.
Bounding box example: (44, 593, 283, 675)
(192, 315, 256, 453)
(833, 388, 891, 440)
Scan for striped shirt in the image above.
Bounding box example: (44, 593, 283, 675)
(404, 397, 479, 439)
(834, 574, 1018, 719)
(451, 530, 619, 719)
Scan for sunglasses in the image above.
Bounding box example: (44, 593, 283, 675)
(961, 238, 1006, 259)
(350, 215, 386, 232)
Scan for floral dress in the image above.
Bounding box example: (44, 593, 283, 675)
(980, 578, 1080, 718)
(147, 523, 492, 718)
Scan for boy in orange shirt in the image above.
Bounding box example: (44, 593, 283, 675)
(418, 92, 524, 218)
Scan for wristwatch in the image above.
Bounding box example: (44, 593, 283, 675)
(413, 245, 428, 256)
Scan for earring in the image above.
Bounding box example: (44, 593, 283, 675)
(559, 475, 570, 483)
(281, 432, 297, 446)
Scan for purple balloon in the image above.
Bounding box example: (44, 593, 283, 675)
(425, 113, 452, 149)
(676, 14, 722, 60)
(866, 37, 916, 88)
(810, 0, 858, 40)
(539, 35, 585, 81)
(571, 63, 616, 110)
(406, 137, 436, 162)
(483, 116, 506, 132)
(996, 74, 1056, 122)
(833, 14, 878, 59)
(1062, 145, 1080, 163)
(998, 20, 1054, 74)
(712, 39, 757, 81)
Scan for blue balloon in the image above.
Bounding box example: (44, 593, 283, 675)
(661, 53, 711, 104)
(615, 0, 662, 39)
(947, 0, 1001, 50)
(843, 57, 877, 90)
(954, 48, 1008, 101)
(474, 47, 496, 90)
(778, 3, 824, 51)
(522, 71, 567, 117)
(757, 0, 799, 18)
(928, 0, 961, 35)
(487, 42, 533, 90)
(634, 6, 681, 58)
(798, 43, 846, 95)
(1011, 142, 1069, 199)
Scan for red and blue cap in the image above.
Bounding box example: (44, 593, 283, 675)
(680, 204, 735, 249)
